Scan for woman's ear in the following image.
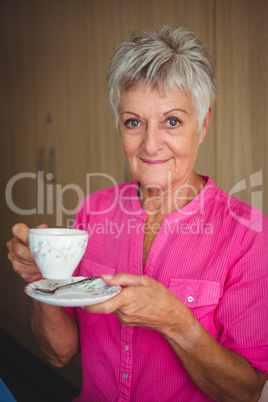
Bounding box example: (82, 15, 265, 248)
(198, 108, 212, 144)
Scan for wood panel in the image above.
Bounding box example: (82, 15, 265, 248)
(215, 0, 268, 215)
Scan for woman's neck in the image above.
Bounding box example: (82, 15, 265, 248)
(139, 172, 206, 218)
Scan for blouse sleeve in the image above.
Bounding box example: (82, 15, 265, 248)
(215, 213, 268, 374)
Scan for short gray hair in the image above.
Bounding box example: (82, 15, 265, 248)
(107, 25, 218, 131)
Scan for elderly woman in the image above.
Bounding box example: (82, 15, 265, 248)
(7, 26, 268, 401)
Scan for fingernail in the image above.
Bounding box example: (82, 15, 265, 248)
(102, 274, 113, 280)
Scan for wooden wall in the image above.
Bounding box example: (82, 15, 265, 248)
(0, 0, 267, 389)
(215, 0, 268, 212)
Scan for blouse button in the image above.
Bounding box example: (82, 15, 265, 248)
(123, 373, 128, 379)
(188, 296, 194, 303)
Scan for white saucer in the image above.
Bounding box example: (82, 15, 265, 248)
(25, 276, 121, 307)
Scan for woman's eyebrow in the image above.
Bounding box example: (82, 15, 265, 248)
(121, 111, 140, 117)
(163, 108, 188, 115)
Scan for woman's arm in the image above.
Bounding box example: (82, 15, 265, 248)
(31, 301, 80, 367)
(165, 306, 266, 402)
(88, 274, 266, 402)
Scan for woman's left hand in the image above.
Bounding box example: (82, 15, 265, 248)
(84, 273, 189, 336)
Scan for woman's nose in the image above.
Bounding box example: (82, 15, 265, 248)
(143, 124, 164, 155)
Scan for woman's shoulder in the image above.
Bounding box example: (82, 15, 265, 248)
(205, 176, 268, 235)
(76, 181, 139, 216)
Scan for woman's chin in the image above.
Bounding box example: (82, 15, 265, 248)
(138, 175, 171, 193)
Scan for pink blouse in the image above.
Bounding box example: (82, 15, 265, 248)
(66, 177, 268, 401)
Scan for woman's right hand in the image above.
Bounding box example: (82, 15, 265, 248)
(6, 223, 48, 283)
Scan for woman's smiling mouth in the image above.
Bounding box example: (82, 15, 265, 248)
(141, 158, 171, 166)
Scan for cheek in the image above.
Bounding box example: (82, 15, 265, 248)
(171, 137, 199, 161)
(121, 137, 140, 158)
(182, 133, 200, 150)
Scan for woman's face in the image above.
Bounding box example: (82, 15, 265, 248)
(119, 83, 211, 193)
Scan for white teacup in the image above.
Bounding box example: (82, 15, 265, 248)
(28, 228, 88, 280)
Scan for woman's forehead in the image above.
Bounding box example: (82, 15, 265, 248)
(120, 83, 194, 113)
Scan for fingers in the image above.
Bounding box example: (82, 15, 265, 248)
(36, 223, 48, 229)
(7, 222, 33, 265)
(102, 273, 150, 288)
(10, 222, 48, 246)
(7, 239, 42, 283)
(86, 274, 153, 315)
(7, 222, 48, 257)
(8, 255, 42, 282)
(84, 289, 128, 315)
(11, 223, 31, 245)
(7, 237, 35, 265)
(6, 222, 47, 283)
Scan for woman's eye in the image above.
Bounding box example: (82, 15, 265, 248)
(166, 118, 180, 127)
(125, 119, 140, 128)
